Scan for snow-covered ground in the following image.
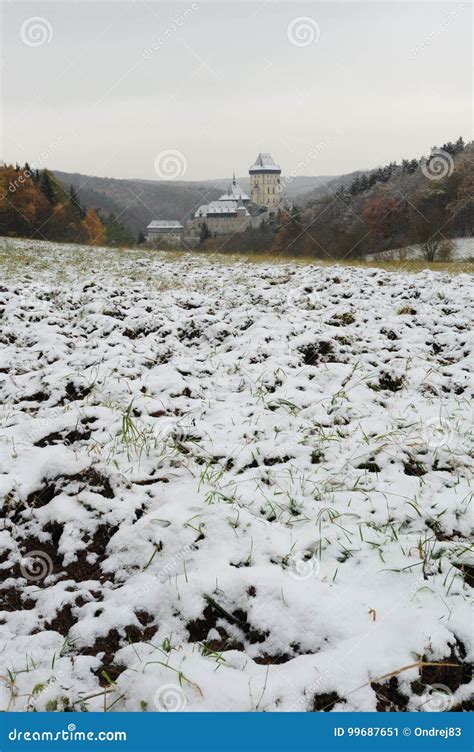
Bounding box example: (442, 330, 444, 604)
(0, 238, 472, 713)
(367, 237, 474, 262)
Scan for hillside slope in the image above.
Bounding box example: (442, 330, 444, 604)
(53, 171, 221, 237)
(53, 171, 342, 236)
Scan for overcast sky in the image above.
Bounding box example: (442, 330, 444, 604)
(1, 1, 472, 180)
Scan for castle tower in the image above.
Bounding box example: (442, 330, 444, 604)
(249, 152, 282, 208)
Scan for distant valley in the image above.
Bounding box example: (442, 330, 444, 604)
(53, 170, 357, 237)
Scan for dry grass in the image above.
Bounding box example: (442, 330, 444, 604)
(206, 252, 474, 274)
(0, 237, 472, 278)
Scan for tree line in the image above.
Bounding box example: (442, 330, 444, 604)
(200, 138, 473, 260)
(2, 139, 472, 259)
(0, 163, 134, 246)
(272, 138, 473, 260)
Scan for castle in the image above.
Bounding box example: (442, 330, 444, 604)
(146, 152, 285, 243)
(249, 152, 282, 208)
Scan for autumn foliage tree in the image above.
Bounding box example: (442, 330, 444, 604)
(0, 163, 109, 246)
(271, 139, 472, 260)
(362, 193, 401, 240)
(444, 149, 474, 237)
(0, 166, 50, 237)
(272, 206, 306, 255)
(82, 208, 106, 245)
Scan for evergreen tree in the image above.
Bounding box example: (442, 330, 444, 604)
(199, 222, 211, 243)
(402, 158, 419, 174)
(95, 208, 134, 246)
(39, 170, 56, 205)
(69, 185, 85, 218)
(439, 138, 465, 157)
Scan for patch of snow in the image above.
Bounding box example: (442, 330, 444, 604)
(367, 237, 474, 261)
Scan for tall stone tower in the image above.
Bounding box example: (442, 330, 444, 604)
(249, 153, 282, 208)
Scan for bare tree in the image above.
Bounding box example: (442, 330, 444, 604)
(409, 188, 454, 261)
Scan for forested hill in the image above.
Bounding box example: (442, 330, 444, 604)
(52, 171, 342, 237)
(1, 138, 471, 254)
(0, 165, 134, 247)
(53, 171, 221, 237)
(270, 138, 473, 259)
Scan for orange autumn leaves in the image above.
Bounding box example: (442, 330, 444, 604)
(81, 208, 106, 245)
(0, 164, 106, 245)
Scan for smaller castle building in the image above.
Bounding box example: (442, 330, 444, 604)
(187, 175, 251, 237)
(146, 220, 184, 244)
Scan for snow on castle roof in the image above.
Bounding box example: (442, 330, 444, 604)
(219, 179, 250, 202)
(194, 200, 250, 218)
(147, 220, 184, 230)
(249, 152, 281, 173)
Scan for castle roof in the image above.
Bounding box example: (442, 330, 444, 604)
(194, 200, 250, 218)
(147, 220, 184, 230)
(219, 177, 250, 202)
(249, 152, 281, 173)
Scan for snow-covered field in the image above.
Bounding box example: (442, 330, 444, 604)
(0, 238, 472, 713)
